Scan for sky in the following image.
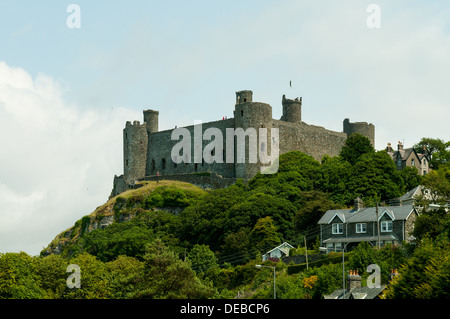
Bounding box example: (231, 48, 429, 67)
(1, 1, 449, 255)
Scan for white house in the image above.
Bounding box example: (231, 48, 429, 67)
(262, 242, 294, 261)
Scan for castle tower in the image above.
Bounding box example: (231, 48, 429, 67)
(233, 90, 273, 179)
(123, 120, 148, 184)
(235, 90, 253, 104)
(143, 109, 159, 133)
(343, 118, 375, 146)
(281, 94, 302, 123)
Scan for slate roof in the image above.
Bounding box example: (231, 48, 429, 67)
(323, 286, 386, 299)
(318, 205, 416, 225)
(399, 185, 423, 202)
(264, 242, 294, 254)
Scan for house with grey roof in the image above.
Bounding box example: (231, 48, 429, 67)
(318, 198, 419, 252)
(262, 242, 294, 261)
(323, 269, 394, 299)
(386, 141, 430, 175)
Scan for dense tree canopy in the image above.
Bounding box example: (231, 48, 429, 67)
(2, 135, 448, 299)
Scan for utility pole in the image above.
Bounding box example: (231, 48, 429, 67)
(304, 236, 309, 269)
(376, 201, 381, 249)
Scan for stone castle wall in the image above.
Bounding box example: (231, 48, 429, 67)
(112, 90, 375, 196)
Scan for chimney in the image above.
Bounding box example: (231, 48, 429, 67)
(348, 270, 362, 290)
(391, 198, 402, 207)
(398, 141, 403, 151)
(354, 197, 364, 211)
(389, 269, 399, 282)
(386, 142, 393, 152)
(421, 145, 426, 155)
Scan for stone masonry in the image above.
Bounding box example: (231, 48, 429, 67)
(110, 90, 375, 197)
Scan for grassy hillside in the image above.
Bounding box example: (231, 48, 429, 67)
(42, 180, 207, 257)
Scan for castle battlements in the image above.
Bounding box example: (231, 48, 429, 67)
(111, 90, 375, 197)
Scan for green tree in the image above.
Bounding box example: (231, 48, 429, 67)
(420, 166, 450, 203)
(36, 254, 68, 298)
(346, 151, 403, 203)
(132, 239, 215, 298)
(220, 227, 252, 264)
(317, 155, 352, 204)
(383, 239, 450, 299)
(224, 193, 296, 242)
(413, 207, 450, 242)
(414, 137, 450, 169)
(105, 255, 144, 299)
(293, 190, 340, 232)
(188, 244, 218, 274)
(249, 151, 321, 197)
(177, 184, 247, 251)
(340, 133, 375, 165)
(0, 252, 44, 299)
(249, 216, 281, 254)
(62, 253, 110, 299)
(398, 166, 422, 193)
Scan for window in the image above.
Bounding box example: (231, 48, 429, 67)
(356, 223, 367, 233)
(411, 159, 415, 166)
(241, 110, 244, 117)
(332, 223, 343, 234)
(162, 158, 166, 170)
(381, 220, 393, 232)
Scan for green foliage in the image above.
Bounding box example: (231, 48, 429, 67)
(0, 252, 44, 299)
(188, 244, 218, 274)
(346, 151, 404, 202)
(293, 191, 340, 231)
(36, 254, 68, 298)
(249, 216, 281, 253)
(78, 210, 179, 262)
(8, 135, 448, 299)
(414, 137, 450, 169)
(287, 253, 345, 275)
(62, 253, 110, 299)
(105, 255, 144, 299)
(420, 166, 450, 204)
(340, 133, 375, 165)
(413, 207, 450, 242)
(130, 239, 216, 299)
(383, 239, 450, 298)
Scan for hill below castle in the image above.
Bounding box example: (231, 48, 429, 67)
(2, 135, 448, 299)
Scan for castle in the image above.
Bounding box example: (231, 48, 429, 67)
(111, 90, 375, 197)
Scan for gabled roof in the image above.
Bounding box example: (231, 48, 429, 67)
(323, 286, 386, 299)
(318, 205, 416, 224)
(264, 242, 294, 255)
(399, 185, 423, 202)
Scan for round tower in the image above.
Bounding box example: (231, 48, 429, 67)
(343, 118, 375, 146)
(143, 109, 159, 133)
(234, 90, 273, 179)
(235, 90, 253, 104)
(123, 121, 148, 184)
(281, 94, 302, 123)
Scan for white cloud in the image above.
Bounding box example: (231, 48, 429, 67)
(0, 61, 139, 255)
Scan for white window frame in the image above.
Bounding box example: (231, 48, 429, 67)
(381, 220, 393, 232)
(356, 223, 367, 233)
(332, 223, 343, 234)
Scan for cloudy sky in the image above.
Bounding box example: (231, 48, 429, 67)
(1, 1, 449, 255)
